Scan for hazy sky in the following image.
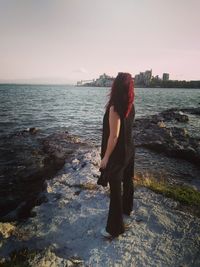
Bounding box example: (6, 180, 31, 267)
(0, 0, 199, 83)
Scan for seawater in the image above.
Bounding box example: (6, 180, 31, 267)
(0, 84, 200, 143)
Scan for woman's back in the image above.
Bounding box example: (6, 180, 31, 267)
(101, 104, 135, 168)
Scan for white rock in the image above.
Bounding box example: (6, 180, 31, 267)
(0, 147, 200, 267)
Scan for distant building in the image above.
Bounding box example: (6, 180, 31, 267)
(154, 75, 160, 80)
(162, 73, 169, 81)
(134, 69, 152, 86)
(77, 73, 114, 87)
(95, 73, 114, 87)
(77, 70, 171, 87)
(144, 70, 152, 85)
(134, 73, 144, 85)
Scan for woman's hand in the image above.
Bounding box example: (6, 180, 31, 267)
(100, 156, 109, 169)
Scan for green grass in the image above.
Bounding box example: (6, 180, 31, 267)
(135, 175, 200, 207)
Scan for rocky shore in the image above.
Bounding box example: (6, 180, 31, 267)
(1, 107, 200, 223)
(0, 106, 200, 266)
(0, 147, 200, 266)
(134, 108, 200, 167)
(133, 107, 200, 191)
(0, 129, 89, 222)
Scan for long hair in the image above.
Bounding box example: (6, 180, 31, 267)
(106, 72, 134, 118)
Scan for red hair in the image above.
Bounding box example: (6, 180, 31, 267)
(106, 72, 134, 118)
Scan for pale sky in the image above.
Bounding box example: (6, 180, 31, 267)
(0, 0, 199, 84)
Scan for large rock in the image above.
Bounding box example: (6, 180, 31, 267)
(181, 107, 200, 116)
(134, 108, 200, 167)
(160, 108, 189, 122)
(0, 130, 87, 222)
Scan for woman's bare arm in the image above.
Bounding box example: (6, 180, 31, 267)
(100, 106, 121, 169)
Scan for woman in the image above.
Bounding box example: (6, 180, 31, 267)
(97, 72, 135, 238)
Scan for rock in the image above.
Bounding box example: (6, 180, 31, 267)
(72, 159, 80, 170)
(13, 127, 39, 137)
(181, 107, 200, 116)
(134, 108, 200, 167)
(160, 108, 189, 122)
(1, 149, 200, 266)
(175, 112, 189, 122)
(66, 259, 75, 266)
(0, 130, 88, 222)
(0, 223, 16, 238)
(170, 127, 189, 139)
(157, 121, 166, 128)
(162, 198, 178, 208)
(29, 127, 39, 134)
(28, 248, 70, 267)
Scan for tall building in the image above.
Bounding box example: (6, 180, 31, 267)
(134, 69, 152, 85)
(144, 70, 152, 85)
(162, 73, 169, 81)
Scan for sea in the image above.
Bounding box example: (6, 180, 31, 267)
(1, 84, 200, 142)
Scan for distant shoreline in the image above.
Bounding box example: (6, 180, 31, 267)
(0, 83, 75, 86)
(77, 85, 200, 89)
(0, 83, 200, 89)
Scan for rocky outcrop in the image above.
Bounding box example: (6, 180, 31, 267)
(0, 130, 88, 222)
(1, 107, 199, 222)
(159, 108, 189, 122)
(134, 108, 200, 166)
(0, 148, 199, 266)
(181, 107, 200, 115)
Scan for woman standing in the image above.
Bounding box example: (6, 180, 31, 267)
(97, 72, 135, 238)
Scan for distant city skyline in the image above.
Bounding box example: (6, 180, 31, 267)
(0, 69, 169, 85)
(0, 0, 199, 84)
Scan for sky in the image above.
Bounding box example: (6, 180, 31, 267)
(0, 0, 199, 84)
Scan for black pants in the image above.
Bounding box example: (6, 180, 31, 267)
(105, 154, 134, 237)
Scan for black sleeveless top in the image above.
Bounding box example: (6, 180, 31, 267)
(100, 104, 135, 168)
